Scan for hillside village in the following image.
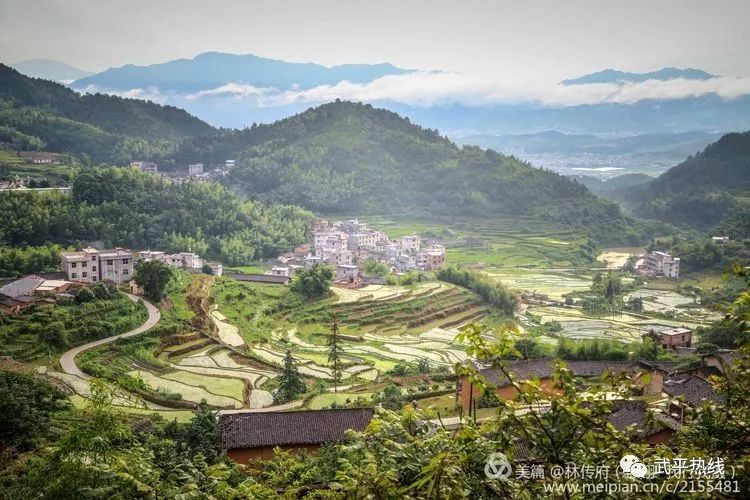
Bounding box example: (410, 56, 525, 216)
(270, 218, 446, 285)
(1, 10, 749, 495)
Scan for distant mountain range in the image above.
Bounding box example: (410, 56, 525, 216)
(560, 67, 715, 85)
(7, 54, 750, 138)
(70, 52, 411, 93)
(10, 59, 94, 82)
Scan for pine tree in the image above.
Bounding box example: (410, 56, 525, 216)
(328, 314, 344, 394)
(275, 350, 306, 403)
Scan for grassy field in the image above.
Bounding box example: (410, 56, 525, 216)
(308, 392, 375, 409)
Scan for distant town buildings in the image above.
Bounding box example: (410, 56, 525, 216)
(130, 161, 158, 173)
(19, 152, 63, 164)
(636, 251, 680, 279)
(188, 163, 204, 176)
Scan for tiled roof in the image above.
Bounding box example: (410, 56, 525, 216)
(0, 275, 44, 298)
(220, 408, 374, 450)
(227, 273, 289, 284)
(664, 376, 725, 407)
(479, 359, 635, 388)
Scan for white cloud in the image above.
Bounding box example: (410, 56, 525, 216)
(81, 72, 750, 109)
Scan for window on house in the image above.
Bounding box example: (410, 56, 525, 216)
(93, 266, 97, 271)
(82, 262, 87, 268)
(71, 262, 77, 268)
(123, 259, 129, 265)
(92, 256, 97, 261)
(82, 272, 87, 278)
(72, 273, 77, 279)
(123, 269, 129, 275)
(107, 260, 113, 265)
(92, 276, 97, 282)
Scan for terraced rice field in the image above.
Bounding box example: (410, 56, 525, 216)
(130, 370, 244, 408)
(625, 289, 721, 324)
(597, 247, 643, 269)
(486, 268, 592, 301)
(210, 308, 245, 346)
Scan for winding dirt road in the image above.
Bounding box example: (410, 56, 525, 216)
(59, 293, 161, 378)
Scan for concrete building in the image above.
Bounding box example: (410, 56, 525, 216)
(61, 247, 134, 284)
(657, 327, 693, 350)
(399, 235, 421, 253)
(97, 249, 135, 284)
(336, 264, 360, 281)
(188, 163, 204, 175)
(419, 245, 446, 270)
(639, 251, 680, 279)
(267, 266, 292, 278)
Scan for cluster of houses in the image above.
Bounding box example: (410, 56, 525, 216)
(130, 160, 232, 183)
(0, 275, 78, 314)
(635, 250, 681, 279)
(0, 246, 225, 314)
(59, 247, 223, 286)
(271, 219, 446, 286)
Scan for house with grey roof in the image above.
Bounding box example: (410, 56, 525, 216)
(220, 408, 374, 462)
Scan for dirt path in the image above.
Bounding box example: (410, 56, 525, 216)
(59, 293, 161, 378)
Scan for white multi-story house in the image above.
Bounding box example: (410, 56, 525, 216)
(61, 247, 134, 284)
(399, 235, 421, 253)
(639, 251, 680, 279)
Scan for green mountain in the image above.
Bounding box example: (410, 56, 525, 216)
(0, 64, 214, 164)
(223, 101, 650, 245)
(621, 131, 750, 234)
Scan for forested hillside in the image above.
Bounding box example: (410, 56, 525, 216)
(621, 131, 750, 235)
(0, 168, 313, 265)
(223, 101, 651, 245)
(0, 64, 215, 165)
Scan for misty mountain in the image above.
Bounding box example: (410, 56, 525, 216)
(9, 59, 94, 82)
(573, 173, 654, 199)
(71, 52, 411, 93)
(618, 131, 750, 232)
(0, 64, 214, 163)
(561, 67, 715, 85)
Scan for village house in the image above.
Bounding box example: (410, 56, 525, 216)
(663, 375, 724, 423)
(188, 163, 204, 176)
(226, 272, 290, 285)
(60, 247, 134, 285)
(219, 408, 374, 462)
(137, 249, 222, 275)
(266, 266, 292, 278)
(656, 327, 693, 350)
(0, 275, 74, 314)
(636, 251, 680, 279)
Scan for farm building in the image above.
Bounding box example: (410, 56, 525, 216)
(225, 273, 290, 285)
(219, 408, 374, 462)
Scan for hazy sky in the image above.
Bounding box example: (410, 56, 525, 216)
(1, 0, 749, 80)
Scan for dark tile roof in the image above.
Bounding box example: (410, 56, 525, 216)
(219, 408, 375, 450)
(664, 376, 725, 407)
(226, 273, 289, 284)
(607, 400, 669, 439)
(479, 359, 635, 388)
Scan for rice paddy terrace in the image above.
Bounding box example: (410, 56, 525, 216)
(49, 216, 725, 416)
